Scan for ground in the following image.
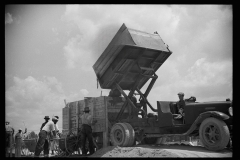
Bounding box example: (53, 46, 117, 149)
(11, 141, 232, 158)
(90, 144, 232, 158)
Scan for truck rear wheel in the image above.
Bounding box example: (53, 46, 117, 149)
(110, 123, 133, 147)
(199, 117, 230, 151)
(123, 123, 135, 146)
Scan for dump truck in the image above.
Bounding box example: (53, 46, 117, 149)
(62, 23, 232, 153)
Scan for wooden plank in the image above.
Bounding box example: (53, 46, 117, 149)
(76, 101, 79, 132)
(103, 96, 108, 148)
(92, 119, 106, 132)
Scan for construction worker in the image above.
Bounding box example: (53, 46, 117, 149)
(49, 116, 60, 155)
(34, 116, 57, 157)
(5, 121, 15, 157)
(15, 128, 27, 157)
(80, 107, 97, 155)
(40, 116, 50, 156)
(175, 92, 185, 119)
(40, 116, 50, 131)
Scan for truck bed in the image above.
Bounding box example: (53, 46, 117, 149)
(93, 23, 172, 90)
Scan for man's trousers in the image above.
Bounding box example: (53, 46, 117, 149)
(80, 124, 95, 155)
(34, 130, 49, 156)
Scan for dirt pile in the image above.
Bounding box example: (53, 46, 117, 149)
(90, 144, 232, 158)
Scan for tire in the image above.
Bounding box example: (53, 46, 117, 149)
(124, 123, 135, 146)
(65, 135, 80, 154)
(199, 117, 230, 151)
(110, 123, 131, 147)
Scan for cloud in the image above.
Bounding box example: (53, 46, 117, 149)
(63, 33, 94, 71)
(5, 75, 96, 132)
(5, 13, 13, 24)
(80, 89, 89, 96)
(63, 34, 83, 69)
(5, 76, 83, 132)
(148, 58, 232, 105)
(52, 27, 59, 35)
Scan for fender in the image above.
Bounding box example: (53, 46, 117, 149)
(184, 111, 230, 136)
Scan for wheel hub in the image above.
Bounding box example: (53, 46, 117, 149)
(205, 125, 220, 144)
(114, 129, 123, 142)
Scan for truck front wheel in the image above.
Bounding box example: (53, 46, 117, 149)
(199, 117, 230, 151)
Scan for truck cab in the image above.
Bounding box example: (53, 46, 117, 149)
(155, 98, 232, 151)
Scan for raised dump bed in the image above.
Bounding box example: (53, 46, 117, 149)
(93, 23, 172, 90)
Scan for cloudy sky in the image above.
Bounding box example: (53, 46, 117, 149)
(5, 5, 232, 133)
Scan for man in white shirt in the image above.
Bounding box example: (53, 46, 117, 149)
(49, 116, 60, 155)
(34, 117, 57, 157)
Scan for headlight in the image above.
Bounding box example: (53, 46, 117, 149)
(228, 107, 233, 116)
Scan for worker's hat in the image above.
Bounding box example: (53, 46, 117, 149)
(83, 107, 90, 112)
(54, 116, 59, 120)
(44, 116, 50, 119)
(52, 117, 58, 121)
(19, 128, 22, 131)
(177, 92, 184, 96)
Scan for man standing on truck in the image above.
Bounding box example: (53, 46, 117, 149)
(176, 92, 185, 119)
(80, 107, 97, 156)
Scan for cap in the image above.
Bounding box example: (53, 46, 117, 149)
(44, 116, 50, 119)
(54, 116, 59, 120)
(83, 107, 90, 112)
(178, 92, 184, 96)
(19, 128, 22, 131)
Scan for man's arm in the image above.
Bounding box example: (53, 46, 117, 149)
(23, 128, 27, 134)
(40, 122, 46, 131)
(50, 122, 56, 137)
(12, 127, 15, 136)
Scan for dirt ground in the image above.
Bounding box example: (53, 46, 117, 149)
(90, 144, 232, 158)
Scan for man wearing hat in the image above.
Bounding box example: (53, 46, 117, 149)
(15, 128, 27, 157)
(80, 107, 97, 155)
(176, 92, 186, 119)
(40, 116, 50, 131)
(34, 116, 57, 157)
(49, 116, 60, 155)
(39, 116, 50, 156)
